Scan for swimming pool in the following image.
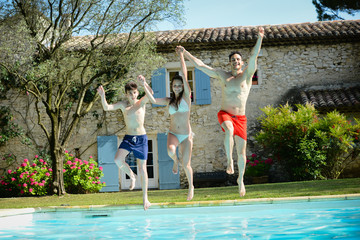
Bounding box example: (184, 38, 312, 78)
(1, 198, 359, 239)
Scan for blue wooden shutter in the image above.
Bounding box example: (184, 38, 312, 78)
(157, 133, 180, 190)
(151, 68, 166, 107)
(195, 68, 211, 105)
(97, 135, 119, 192)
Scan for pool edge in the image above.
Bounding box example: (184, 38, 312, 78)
(1, 193, 360, 217)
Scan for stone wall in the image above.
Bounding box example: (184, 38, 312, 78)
(1, 41, 359, 183)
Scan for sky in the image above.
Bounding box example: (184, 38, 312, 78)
(155, 0, 360, 31)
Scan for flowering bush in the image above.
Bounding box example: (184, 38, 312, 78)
(0, 156, 52, 197)
(63, 151, 105, 194)
(245, 153, 273, 177)
(0, 151, 105, 197)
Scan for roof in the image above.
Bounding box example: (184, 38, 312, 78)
(300, 85, 360, 113)
(67, 19, 360, 52)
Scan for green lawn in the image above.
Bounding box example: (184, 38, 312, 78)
(1, 178, 359, 209)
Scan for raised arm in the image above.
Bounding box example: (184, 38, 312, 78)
(97, 85, 124, 111)
(176, 46, 191, 98)
(245, 27, 264, 82)
(137, 75, 169, 106)
(183, 47, 220, 79)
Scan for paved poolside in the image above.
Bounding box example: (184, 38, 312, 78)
(1, 193, 360, 217)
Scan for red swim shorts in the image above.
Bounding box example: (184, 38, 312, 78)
(217, 110, 247, 141)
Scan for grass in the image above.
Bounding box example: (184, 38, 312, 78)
(1, 178, 360, 209)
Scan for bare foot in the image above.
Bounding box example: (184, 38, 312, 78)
(226, 163, 234, 174)
(187, 185, 194, 201)
(129, 174, 136, 191)
(238, 179, 246, 197)
(172, 160, 178, 174)
(143, 199, 151, 211)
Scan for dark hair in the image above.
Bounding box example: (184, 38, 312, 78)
(124, 82, 138, 93)
(169, 74, 184, 108)
(228, 51, 243, 61)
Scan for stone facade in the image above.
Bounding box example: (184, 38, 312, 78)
(1, 28, 360, 186)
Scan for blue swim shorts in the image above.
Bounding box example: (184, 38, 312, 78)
(119, 134, 148, 160)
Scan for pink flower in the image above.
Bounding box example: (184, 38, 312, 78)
(48, 168, 53, 172)
(30, 178, 34, 182)
(7, 169, 12, 174)
(20, 190, 24, 194)
(24, 159, 29, 162)
(89, 166, 93, 169)
(63, 169, 66, 173)
(86, 169, 89, 172)
(65, 150, 69, 153)
(19, 174, 24, 179)
(43, 162, 47, 165)
(251, 154, 257, 158)
(70, 154, 73, 157)
(23, 183, 27, 187)
(78, 167, 81, 170)
(21, 163, 27, 167)
(45, 172, 50, 176)
(246, 159, 250, 163)
(99, 167, 103, 171)
(35, 155, 38, 158)
(42, 180, 45, 183)
(32, 163, 37, 167)
(29, 188, 33, 193)
(88, 177, 92, 180)
(83, 160, 89, 165)
(254, 160, 259, 164)
(92, 181, 95, 184)
(38, 183, 44, 186)
(89, 156, 93, 159)
(95, 177, 99, 179)
(11, 178, 16, 181)
(39, 159, 44, 163)
(67, 161, 72, 165)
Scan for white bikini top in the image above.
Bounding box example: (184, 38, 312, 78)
(169, 98, 189, 115)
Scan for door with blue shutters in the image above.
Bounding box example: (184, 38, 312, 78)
(157, 133, 180, 190)
(97, 135, 119, 192)
(120, 135, 159, 190)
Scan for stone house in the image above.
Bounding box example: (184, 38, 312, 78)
(1, 19, 360, 191)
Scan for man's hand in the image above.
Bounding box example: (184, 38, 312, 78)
(137, 75, 146, 85)
(175, 45, 185, 55)
(97, 85, 105, 97)
(258, 27, 265, 38)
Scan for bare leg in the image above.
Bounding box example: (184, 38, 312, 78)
(235, 136, 247, 197)
(114, 148, 136, 190)
(137, 159, 151, 210)
(221, 121, 235, 174)
(179, 135, 194, 201)
(167, 133, 180, 174)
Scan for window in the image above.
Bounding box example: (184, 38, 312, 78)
(252, 71, 258, 85)
(168, 70, 195, 103)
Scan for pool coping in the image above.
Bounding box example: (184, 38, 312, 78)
(1, 193, 360, 217)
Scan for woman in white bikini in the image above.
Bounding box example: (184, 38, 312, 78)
(139, 46, 194, 201)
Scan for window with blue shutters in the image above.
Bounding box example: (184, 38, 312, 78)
(150, 66, 211, 106)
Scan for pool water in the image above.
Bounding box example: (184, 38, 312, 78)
(0, 199, 359, 239)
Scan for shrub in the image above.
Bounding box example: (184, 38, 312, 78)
(0, 156, 52, 197)
(245, 153, 273, 177)
(256, 103, 360, 181)
(63, 151, 105, 194)
(0, 151, 106, 197)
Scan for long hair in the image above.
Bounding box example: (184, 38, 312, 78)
(169, 74, 184, 109)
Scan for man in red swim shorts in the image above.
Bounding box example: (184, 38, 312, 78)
(183, 27, 264, 197)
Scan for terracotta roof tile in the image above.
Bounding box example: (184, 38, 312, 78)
(66, 19, 360, 52)
(300, 86, 360, 112)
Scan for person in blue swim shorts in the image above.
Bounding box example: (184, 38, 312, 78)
(97, 79, 152, 210)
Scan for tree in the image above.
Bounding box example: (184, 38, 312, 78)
(312, 0, 360, 20)
(0, 0, 184, 195)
